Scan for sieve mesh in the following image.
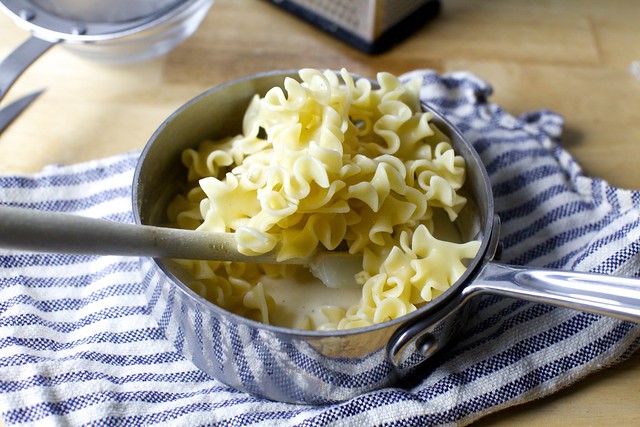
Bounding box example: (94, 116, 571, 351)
(27, 0, 185, 23)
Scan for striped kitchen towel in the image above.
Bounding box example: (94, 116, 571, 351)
(1, 70, 639, 426)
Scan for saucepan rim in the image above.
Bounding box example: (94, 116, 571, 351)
(131, 69, 496, 339)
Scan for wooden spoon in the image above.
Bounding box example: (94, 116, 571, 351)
(0, 205, 362, 288)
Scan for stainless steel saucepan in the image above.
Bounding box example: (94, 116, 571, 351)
(132, 70, 640, 404)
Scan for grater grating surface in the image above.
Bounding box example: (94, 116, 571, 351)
(266, 0, 440, 54)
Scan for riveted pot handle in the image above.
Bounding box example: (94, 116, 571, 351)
(386, 216, 502, 373)
(386, 262, 640, 375)
(386, 292, 469, 374)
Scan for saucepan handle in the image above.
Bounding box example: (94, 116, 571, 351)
(464, 262, 640, 322)
(0, 36, 56, 102)
(387, 261, 640, 372)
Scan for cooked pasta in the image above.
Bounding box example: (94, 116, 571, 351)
(167, 68, 481, 330)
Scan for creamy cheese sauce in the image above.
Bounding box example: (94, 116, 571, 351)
(260, 208, 471, 329)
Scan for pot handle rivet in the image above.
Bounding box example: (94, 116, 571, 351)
(416, 333, 437, 358)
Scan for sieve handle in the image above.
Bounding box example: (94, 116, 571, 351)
(0, 36, 56, 102)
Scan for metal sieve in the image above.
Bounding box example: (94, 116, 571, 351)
(0, 0, 213, 129)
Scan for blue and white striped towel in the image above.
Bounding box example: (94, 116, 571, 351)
(1, 70, 639, 426)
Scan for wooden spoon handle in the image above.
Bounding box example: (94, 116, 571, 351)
(0, 205, 294, 264)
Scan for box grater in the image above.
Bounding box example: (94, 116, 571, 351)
(266, 0, 441, 54)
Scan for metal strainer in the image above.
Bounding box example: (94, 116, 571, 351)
(0, 0, 213, 129)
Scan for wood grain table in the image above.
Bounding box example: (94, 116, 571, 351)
(1, 0, 639, 425)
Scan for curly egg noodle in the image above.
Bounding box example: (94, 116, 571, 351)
(167, 69, 481, 330)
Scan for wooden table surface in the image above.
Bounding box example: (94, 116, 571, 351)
(1, 0, 639, 425)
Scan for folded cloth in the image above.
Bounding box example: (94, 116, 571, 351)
(1, 70, 640, 426)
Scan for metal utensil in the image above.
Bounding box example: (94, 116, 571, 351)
(0, 89, 44, 133)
